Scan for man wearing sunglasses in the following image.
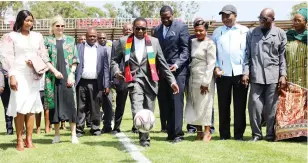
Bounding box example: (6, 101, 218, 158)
(242, 8, 287, 142)
(111, 17, 179, 147)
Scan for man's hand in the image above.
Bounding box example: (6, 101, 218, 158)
(115, 71, 125, 80)
(171, 83, 179, 94)
(214, 67, 223, 78)
(241, 74, 249, 88)
(170, 64, 178, 72)
(104, 88, 110, 95)
(10, 76, 18, 91)
(200, 85, 209, 95)
(0, 87, 4, 94)
(278, 76, 287, 89)
(66, 73, 75, 88)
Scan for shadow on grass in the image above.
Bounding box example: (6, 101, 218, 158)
(82, 140, 125, 152)
(0, 138, 72, 150)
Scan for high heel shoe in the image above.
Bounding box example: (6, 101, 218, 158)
(196, 131, 204, 141)
(16, 141, 24, 151)
(24, 139, 36, 148)
(203, 132, 211, 142)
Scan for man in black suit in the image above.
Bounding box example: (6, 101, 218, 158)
(111, 24, 139, 134)
(154, 6, 190, 143)
(75, 28, 110, 136)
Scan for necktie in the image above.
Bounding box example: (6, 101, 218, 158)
(163, 27, 169, 39)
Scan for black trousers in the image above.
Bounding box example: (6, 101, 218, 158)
(76, 79, 102, 134)
(158, 75, 186, 139)
(101, 90, 113, 129)
(1, 78, 13, 132)
(216, 74, 248, 139)
(113, 88, 129, 131)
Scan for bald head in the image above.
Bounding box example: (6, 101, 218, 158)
(123, 23, 133, 36)
(86, 28, 97, 46)
(260, 8, 275, 18)
(259, 8, 275, 29)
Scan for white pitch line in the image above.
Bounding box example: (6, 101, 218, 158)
(114, 132, 151, 163)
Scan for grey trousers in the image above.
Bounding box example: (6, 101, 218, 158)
(248, 83, 278, 138)
(128, 80, 156, 142)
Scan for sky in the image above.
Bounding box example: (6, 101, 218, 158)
(83, 0, 304, 21)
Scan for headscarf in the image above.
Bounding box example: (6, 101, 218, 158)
(286, 8, 307, 44)
(297, 8, 307, 21)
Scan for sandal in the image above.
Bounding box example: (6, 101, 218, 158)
(24, 139, 36, 148)
(16, 141, 24, 151)
(203, 132, 211, 142)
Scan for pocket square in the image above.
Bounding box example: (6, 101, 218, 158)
(170, 31, 176, 36)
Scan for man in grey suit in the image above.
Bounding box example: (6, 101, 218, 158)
(242, 8, 287, 142)
(75, 28, 110, 136)
(111, 17, 179, 147)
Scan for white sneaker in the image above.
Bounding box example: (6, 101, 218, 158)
(52, 135, 60, 144)
(71, 136, 79, 144)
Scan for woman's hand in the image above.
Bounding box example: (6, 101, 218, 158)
(10, 76, 18, 91)
(53, 70, 63, 79)
(66, 73, 75, 88)
(26, 60, 33, 68)
(200, 85, 209, 95)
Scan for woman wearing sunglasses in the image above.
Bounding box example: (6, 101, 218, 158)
(44, 15, 80, 144)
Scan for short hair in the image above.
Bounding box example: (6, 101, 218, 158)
(13, 10, 34, 32)
(160, 5, 173, 15)
(133, 17, 147, 26)
(49, 15, 65, 34)
(193, 20, 209, 30)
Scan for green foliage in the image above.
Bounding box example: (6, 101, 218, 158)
(121, 1, 199, 18)
(0, 1, 23, 19)
(103, 3, 117, 18)
(28, 1, 106, 19)
(290, 2, 307, 18)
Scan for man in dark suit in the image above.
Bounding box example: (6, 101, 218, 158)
(0, 64, 13, 135)
(111, 17, 179, 147)
(153, 6, 190, 143)
(75, 28, 110, 136)
(111, 24, 138, 134)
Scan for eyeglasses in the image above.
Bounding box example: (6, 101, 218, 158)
(258, 16, 268, 22)
(135, 27, 147, 31)
(55, 25, 65, 28)
(98, 37, 106, 39)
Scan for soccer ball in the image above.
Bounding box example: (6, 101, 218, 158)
(134, 109, 155, 133)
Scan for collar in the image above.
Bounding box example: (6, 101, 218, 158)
(85, 42, 98, 48)
(224, 24, 239, 30)
(134, 36, 145, 42)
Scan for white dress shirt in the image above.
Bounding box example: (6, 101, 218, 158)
(133, 36, 145, 64)
(82, 42, 98, 79)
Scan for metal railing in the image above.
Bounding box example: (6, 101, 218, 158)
(0, 18, 198, 30)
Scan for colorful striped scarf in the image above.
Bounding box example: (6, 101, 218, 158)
(124, 34, 159, 82)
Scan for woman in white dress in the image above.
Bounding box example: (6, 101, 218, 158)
(185, 20, 216, 142)
(0, 10, 62, 151)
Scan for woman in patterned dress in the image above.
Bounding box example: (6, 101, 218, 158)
(44, 15, 80, 144)
(275, 8, 307, 141)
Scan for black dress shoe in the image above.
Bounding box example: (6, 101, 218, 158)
(172, 137, 183, 144)
(112, 129, 121, 134)
(6, 130, 13, 135)
(90, 129, 101, 136)
(220, 137, 231, 140)
(265, 136, 275, 142)
(235, 137, 244, 141)
(76, 133, 84, 138)
(140, 141, 150, 147)
(250, 136, 262, 142)
(101, 127, 112, 134)
(131, 127, 138, 133)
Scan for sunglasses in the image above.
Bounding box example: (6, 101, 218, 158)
(135, 27, 147, 31)
(258, 16, 274, 22)
(55, 25, 65, 28)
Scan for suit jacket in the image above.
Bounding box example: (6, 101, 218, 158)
(111, 40, 126, 91)
(243, 26, 287, 84)
(75, 43, 110, 90)
(153, 20, 190, 76)
(111, 35, 176, 95)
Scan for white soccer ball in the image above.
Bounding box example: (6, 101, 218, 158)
(134, 109, 155, 133)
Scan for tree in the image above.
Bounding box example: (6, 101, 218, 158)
(103, 3, 117, 18)
(290, 2, 307, 18)
(121, 1, 193, 18)
(0, 2, 23, 20)
(183, 1, 200, 21)
(28, 1, 106, 19)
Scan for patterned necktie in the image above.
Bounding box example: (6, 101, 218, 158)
(163, 27, 169, 39)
